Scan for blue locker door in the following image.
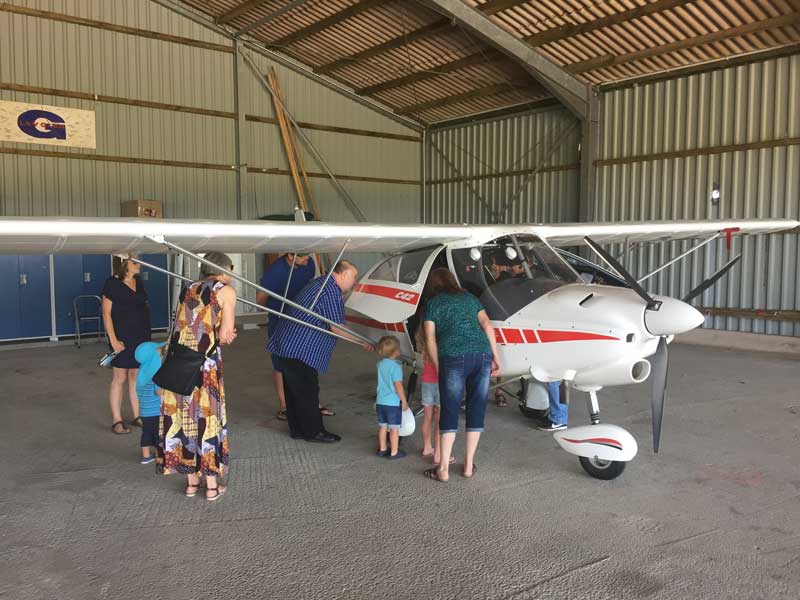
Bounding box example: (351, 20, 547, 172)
(0, 256, 21, 340)
(53, 255, 84, 336)
(81, 255, 112, 334)
(140, 254, 169, 329)
(83, 255, 111, 296)
(18, 255, 52, 339)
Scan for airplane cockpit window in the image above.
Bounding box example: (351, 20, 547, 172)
(368, 248, 440, 285)
(451, 234, 579, 320)
(369, 255, 402, 282)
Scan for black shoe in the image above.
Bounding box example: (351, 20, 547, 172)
(289, 431, 303, 439)
(321, 429, 341, 441)
(387, 449, 407, 460)
(305, 431, 338, 443)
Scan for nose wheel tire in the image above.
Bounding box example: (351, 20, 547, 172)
(579, 456, 626, 480)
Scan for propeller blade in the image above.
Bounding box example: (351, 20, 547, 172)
(584, 236, 661, 310)
(683, 255, 742, 303)
(650, 336, 669, 453)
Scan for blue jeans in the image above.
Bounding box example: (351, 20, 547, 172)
(438, 352, 492, 434)
(547, 381, 568, 426)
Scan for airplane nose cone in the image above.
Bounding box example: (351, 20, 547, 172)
(644, 297, 705, 336)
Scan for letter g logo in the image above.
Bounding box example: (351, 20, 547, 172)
(17, 109, 67, 140)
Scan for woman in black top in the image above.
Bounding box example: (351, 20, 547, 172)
(102, 254, 151, 434)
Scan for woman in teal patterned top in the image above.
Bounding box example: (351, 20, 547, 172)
(422, 268, 500, 483)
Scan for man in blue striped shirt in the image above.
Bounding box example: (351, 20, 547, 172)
(269, 260, 372, 443)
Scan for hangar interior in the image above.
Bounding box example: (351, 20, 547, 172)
(0, 1, 799, 599)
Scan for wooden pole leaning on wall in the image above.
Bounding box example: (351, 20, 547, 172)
(267, 68, 307, 213)
(267, 68, 327, 271)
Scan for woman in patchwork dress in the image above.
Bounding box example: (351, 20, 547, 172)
(157, 252, 238, 501)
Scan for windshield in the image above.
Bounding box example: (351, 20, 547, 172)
(452, 234, 579, 320)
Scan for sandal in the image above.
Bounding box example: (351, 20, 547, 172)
(432, 456, 456, 466)
(494, 391, 509, 407)
(276, 409, 287, 421)
(206, 485, 227, 501)
(463, 463, 477, 479)
(424, 467, 448, 483)
(319, 406, 336, 417)
(111, 421, 130, 434)
(131, 417, 143, 428)
(185, 483, 201, 498)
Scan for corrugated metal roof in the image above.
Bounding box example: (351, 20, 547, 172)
(175, 0, 800, 125)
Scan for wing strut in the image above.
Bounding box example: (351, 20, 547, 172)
(637, 234, 719, 284)
(145, 235, 376, 348)
(130, 256, 362, 347)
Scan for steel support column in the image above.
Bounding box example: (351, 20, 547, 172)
(232, 39, 247, 220)
(579, 92, 601, 222)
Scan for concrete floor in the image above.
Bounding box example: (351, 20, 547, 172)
(1, 330, 799, 600)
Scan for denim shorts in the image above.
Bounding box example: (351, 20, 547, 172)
(438, 352, 492, 434)
(376, 404, 402, 430)
(421, 382, 440, 407)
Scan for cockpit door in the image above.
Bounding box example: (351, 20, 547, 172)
(345, 246, 444, 357)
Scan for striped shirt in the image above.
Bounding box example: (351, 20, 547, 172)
(268, 275, 345, 373)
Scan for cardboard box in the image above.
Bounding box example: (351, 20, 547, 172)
(121, 199, 162, 218)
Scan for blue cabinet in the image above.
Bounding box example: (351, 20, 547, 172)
(0, 252, 172, 343)
(53, 254, 111, 336)
(0, 255, 52, 341)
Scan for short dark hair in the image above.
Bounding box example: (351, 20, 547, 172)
(427, 267, 463, 296)
(333, 260, 356, 274)
(112, 255, 130, 279)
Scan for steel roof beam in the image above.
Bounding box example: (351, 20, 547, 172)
(216, 0, 269, 25)
(271, 0, 390, 48)
(395, 81, 542, 116)
(233, 0, 310, 37)
(418, 0, 591, 119)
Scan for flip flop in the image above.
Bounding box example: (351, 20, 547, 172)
(432, 456, 456, 466)
(130, 417, 143, 428)
(463, 463, 477, 479)
(319, 406, 336, 417)
(111, 421, 130, 434)
(276, 409, 287, 421)
(424, 467, 448, 483)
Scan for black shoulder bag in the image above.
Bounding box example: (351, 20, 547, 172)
(153, 289, 218, 396)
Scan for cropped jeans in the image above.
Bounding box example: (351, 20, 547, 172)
(438, 352, 492, 434)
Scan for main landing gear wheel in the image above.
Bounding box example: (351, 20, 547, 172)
(518, 403, 548, 421)
(579, 456, 626, 480)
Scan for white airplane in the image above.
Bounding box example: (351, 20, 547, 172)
(1, 216, 796, 480)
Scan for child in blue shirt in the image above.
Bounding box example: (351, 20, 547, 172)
(375, 336, 409, 459)
(134, 341, 166, 465)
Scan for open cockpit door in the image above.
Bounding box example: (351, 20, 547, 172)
(345, 246, 445, 358)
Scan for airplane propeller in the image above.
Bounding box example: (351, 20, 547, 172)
(584, 236, 673, 452)
(650, 336, 669, 452)
(682, 255, 742, 303)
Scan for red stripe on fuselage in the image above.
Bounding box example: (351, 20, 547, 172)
(354, 283, 419, 304)
(490, 326, 618, 344)
(537, 330, 619, 343)
(345, 315, 404, 332)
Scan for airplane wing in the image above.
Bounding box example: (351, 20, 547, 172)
(535, 219, 799, 247)
(0, 217, 478, 255)
(0, 217, 796, 255)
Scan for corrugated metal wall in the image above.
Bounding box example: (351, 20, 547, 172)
(424, 106, 580, 225)
(594, 55, 800, 336)
(0, 0, 422, 298)
(0, 0, 420, 219)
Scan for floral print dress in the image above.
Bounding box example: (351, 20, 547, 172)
(157, 279, 229, 477)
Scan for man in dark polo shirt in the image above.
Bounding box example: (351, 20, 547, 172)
(256, 253, 315, 420)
